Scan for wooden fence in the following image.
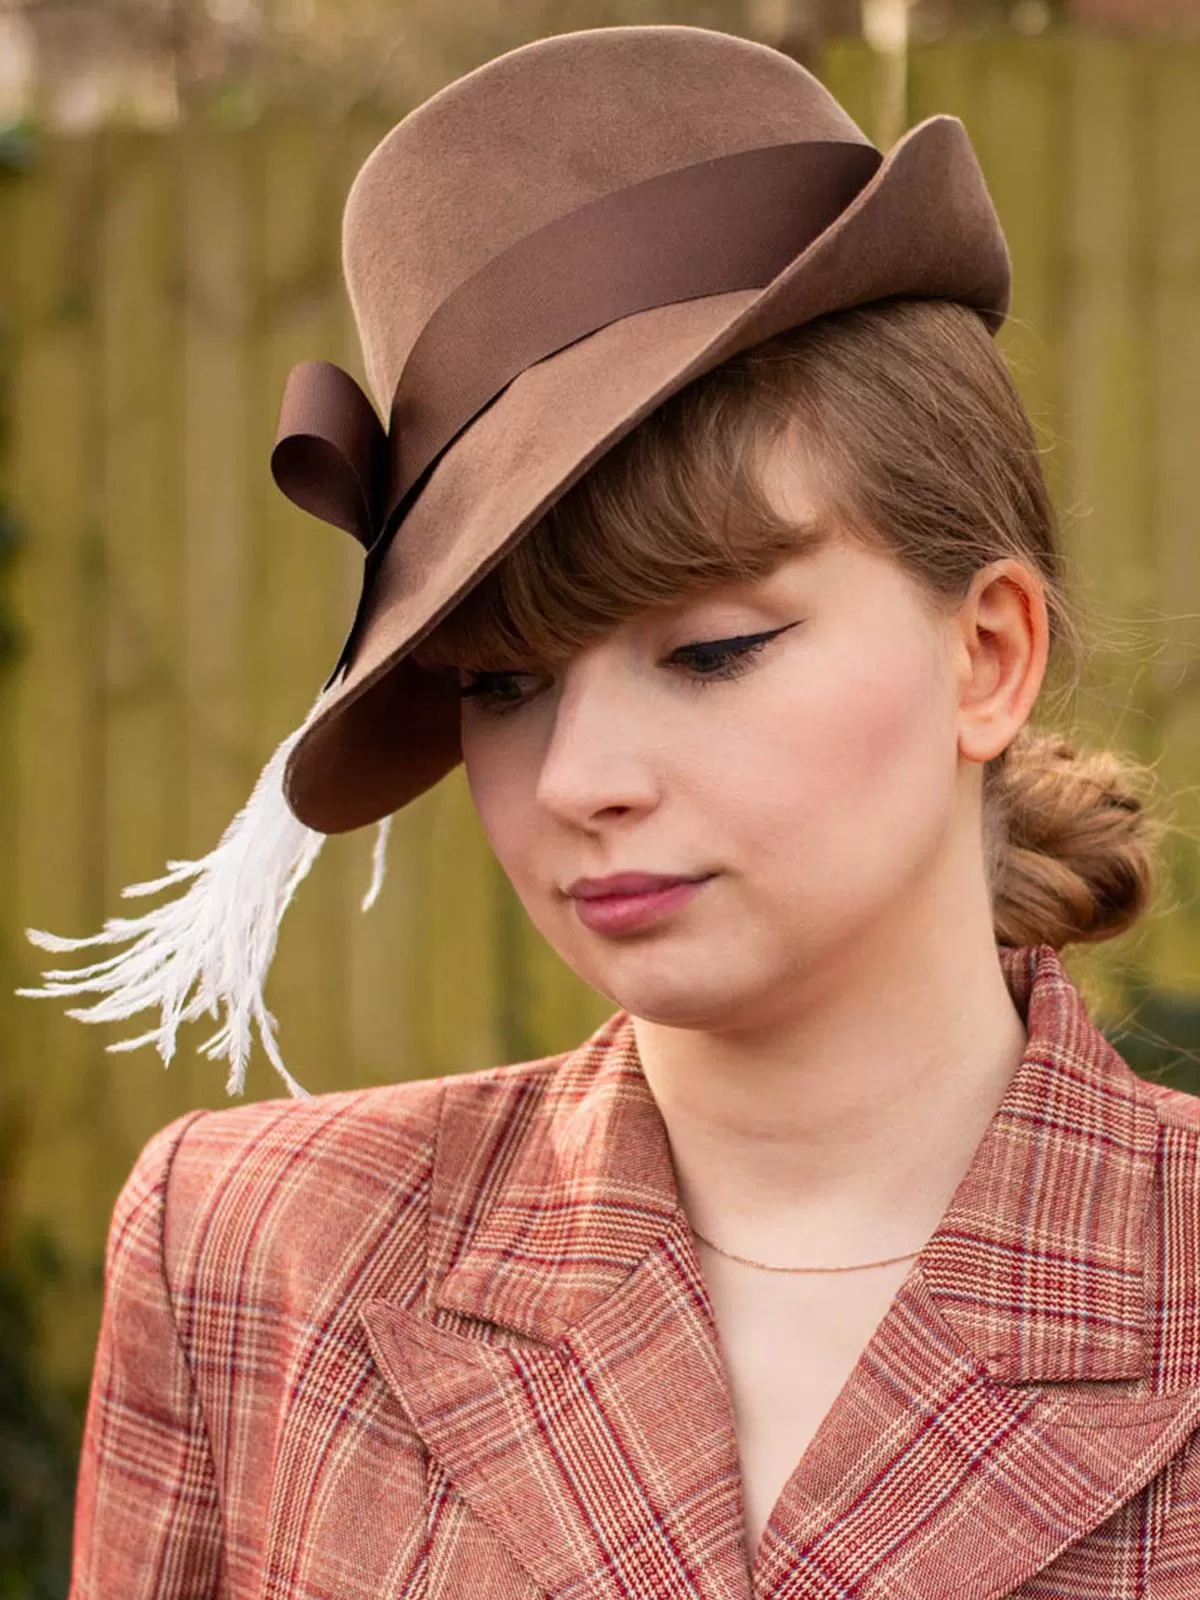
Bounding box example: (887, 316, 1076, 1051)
(2, 34, 1200, 1390)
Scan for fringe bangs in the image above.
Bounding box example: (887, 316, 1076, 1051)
(409, 364, 811, 674)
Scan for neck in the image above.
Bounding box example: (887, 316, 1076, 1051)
(631, 901, 1028, 1264)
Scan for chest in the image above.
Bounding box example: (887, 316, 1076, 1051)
(699, 1249, 915, 1560)
(207, 1261, 1193, 1600)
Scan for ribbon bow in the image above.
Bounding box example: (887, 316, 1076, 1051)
(270, 359, 405, 682)
(271, 359, 393, 554)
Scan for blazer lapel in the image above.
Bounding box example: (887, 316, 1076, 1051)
(753, 944, 1200, 1600)
(751, 1270, 1200, 1600)
(362, 1014, 754, 1600)
(362, 945, 1200, 1600)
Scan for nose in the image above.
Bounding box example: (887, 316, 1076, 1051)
(533, 650, 662, 829)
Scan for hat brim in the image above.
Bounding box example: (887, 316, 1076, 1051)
(284, 114, 1010, 833)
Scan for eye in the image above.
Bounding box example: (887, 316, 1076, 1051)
(668, 622, 800, 685)
(454, 666, 545, 715)
(454, 621, 800, 715)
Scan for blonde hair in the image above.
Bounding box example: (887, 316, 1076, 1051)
(413, 298, 1166, 952)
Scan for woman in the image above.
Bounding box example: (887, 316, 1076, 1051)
(31, 24, 1200, 1600)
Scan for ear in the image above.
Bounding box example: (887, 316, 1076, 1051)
(952, 559, 1050, 765)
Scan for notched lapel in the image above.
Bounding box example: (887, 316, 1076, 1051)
(752, 1264, 1200, 1600)
(362, 1218, 754, 1600)
(357, 1006, 754, 1598)
(752, 946, 1200, 1599)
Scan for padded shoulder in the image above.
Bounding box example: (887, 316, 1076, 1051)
(145, 1076, 448, 1318)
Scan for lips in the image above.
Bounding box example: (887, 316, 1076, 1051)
(567, 871, 711, 900)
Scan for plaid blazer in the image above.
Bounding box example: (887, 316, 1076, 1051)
(72, 942, 1200, 1600)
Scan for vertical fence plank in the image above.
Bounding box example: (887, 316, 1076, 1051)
(96, 127, 203, 1165)
(0, 165, 23, 1182)
(1059, 38, 1163, 1012)
(179, 128, 255, 920)
(909, 33, 1068, 446)
(818, 37, 882, 142)
(1147, 42, 1200, 998)
(909, 36, 1071, 546)
(8, 135, 111, 1388)
(905, 32, 978, 123)
(169, 121, 265, 1110)
(976, 36, 1070, 512)
(1062, 39, 1161, 737)
(406, 767, 505, 1083)
(341, 787, 426, 1087)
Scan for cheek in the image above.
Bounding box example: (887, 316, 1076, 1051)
(461, 721, 541, 879)
(826, 643, 948, 788)
(729, 624, 954, 846)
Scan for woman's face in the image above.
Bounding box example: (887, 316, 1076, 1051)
(458, 447, 993, 1031)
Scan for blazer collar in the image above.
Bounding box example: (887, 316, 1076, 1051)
(361, 944, 1200, 1600)
(427, 942, 1154, 1382)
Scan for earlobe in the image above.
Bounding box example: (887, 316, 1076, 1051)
(956, 560, 1050, 766)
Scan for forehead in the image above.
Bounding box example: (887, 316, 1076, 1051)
(755, 426, 828, 522)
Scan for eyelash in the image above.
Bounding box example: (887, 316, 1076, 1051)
(453, 624, 797, 715)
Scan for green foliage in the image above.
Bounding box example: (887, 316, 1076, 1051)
(0, 509, 27, 670)
(0, 122, 38, 178)
(1108, 987, 1200, 1099)
(0, 113, 68, 1580)
(0, 1227, 81, 1600)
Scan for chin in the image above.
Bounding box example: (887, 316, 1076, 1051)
(592, 958, 775, 1032)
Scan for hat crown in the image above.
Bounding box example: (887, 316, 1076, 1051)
(342, 26, 873, 413)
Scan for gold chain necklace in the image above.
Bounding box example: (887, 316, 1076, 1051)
(689, 1222, 922, 1275)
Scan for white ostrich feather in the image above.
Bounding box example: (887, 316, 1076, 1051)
(17, 687, 392, 1099)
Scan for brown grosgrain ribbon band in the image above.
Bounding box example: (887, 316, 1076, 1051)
(271, 138, 882, 673)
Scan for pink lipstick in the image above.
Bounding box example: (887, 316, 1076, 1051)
(567, 872, 715, 934)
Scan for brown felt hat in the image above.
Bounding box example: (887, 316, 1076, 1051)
(272, 23, 1011, 835)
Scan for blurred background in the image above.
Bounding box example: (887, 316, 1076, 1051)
(2, 0, 1200, 1590)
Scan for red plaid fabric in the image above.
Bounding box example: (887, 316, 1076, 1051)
(72, 943, 1200, 1599)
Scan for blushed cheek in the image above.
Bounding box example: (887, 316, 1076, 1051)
(838, 667, 957, 902)
(840, 655, 940, 785)
(463, 743, 531, 875)
(755, 634, 952, 860)
(466, 747, 568, 932)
